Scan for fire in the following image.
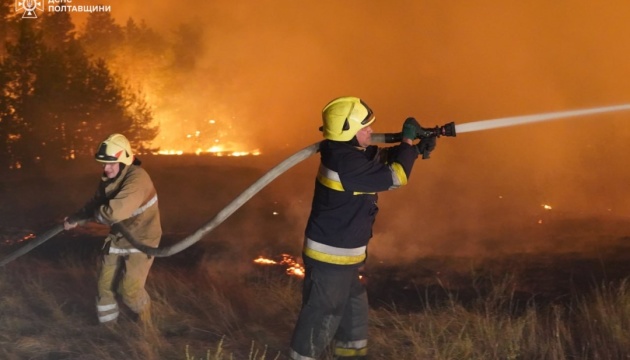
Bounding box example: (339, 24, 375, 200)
(155, 144, 261, 157)
(156, 149, 184, 155)
(152, 120, 262, 156)
(1, 231, 35, 246)
(254, 253, 305, 278)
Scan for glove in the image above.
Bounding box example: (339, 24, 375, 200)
(402, 117, 422, 140)
(417, 136, 437, 159)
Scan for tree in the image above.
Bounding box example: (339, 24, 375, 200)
(0, 21, 43, 169)
(29, 11, 84, 161)
(78, 11, 123, 61)
(40, 11, 75, 50)
(0, 1, 17, 57)
(0, 12, 158, 170)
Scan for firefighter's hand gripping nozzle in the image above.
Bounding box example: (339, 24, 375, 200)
(416, 122, 456, 159)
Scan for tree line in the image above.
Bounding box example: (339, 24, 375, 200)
(0, 5, 203, 170)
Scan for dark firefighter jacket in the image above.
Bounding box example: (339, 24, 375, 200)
(303, 140, 418, 268)
(71, 163, 162, 252)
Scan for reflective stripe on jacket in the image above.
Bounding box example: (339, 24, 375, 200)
(304, 140, 417, 266)
(303, 237, 367, 265)
(74, 164, 162, 251)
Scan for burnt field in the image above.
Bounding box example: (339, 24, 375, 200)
(2, 153, 630, 312)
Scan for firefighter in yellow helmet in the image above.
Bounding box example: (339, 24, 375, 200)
(289, 97, 436, 359)
(63, 133, 161, 327)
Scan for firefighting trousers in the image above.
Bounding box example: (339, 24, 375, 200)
(96, 251, 154, 324)
(289, 264, 368, 360)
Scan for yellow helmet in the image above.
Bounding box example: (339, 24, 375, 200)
(95, 133, 134, 166)
(321, 96, 375, 141)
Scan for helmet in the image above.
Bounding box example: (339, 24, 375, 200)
(95, 133, 134, 165)
(321, 96, 375, 141)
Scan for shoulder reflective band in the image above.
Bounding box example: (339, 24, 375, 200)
(132, 194, 158, 217)
(304, 238, 367, 265)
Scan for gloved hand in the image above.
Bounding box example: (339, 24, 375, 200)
(63, 216, 79, 231)
(417, 136, 437, 159)
(402, 117, 422, 140)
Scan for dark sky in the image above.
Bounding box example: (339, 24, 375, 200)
(73, 0, 630, 259)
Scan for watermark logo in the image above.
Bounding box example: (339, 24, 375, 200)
(16, 0, 44, 19)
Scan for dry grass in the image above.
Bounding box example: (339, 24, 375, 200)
(3, 160, 630, 359)
(1, 252, 630, 360)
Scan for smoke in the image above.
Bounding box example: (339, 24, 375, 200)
(67, 0, 630, 261)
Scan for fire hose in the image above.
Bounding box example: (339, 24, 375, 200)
(0, 124, 453, 265)
(0, 220, 87, 266)
(111, 124, 456, 258)
(114, 102, 630, 257)
(2, 102, 629, 265)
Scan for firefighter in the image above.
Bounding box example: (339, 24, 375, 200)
(63, 133, 161, 327)
(289, 96, 435, 359)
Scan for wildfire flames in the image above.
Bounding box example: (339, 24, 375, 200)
(155, 146, 261, 157)
(254, 253, 305, 278)
(152, 123, 261, 156)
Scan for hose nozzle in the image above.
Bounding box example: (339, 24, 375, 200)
(419, 122, 456, 138)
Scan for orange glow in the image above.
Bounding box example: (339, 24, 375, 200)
(153, 127, 261, 156)
(156, 149, 184, 155)
(2, 232, 35, 246)
(254, 254, 305, 278)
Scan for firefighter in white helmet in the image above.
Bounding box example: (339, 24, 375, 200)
(289, 97, 436, 359)
(63, 133, 161, 327)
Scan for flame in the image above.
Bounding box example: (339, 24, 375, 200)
(155, 143, 261, 157)
(156, 149, 184, 155)
(1, 232, 35, 246)
(254, 253, 305, 278)
(152, 120, 261, 156)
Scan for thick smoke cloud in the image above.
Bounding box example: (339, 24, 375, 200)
(74, 1, 630, 261)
